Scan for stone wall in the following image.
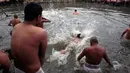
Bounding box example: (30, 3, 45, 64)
(24, 0, 75, 3)
(24, 0, 43, 3)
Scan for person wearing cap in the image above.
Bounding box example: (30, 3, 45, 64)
(121, 24, 130, 40)
(11, 2, 47, 73)
(77, 36, 113, 73)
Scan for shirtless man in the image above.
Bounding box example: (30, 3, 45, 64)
(77, 37, 113, 73)
(11, 2, 47, 73)
(121, 24, 130, 40)
(73, 9, 79, 15)
(8, 14, 21, 27)
(0, 50, 11, 73)
(8, 14, 21, 35)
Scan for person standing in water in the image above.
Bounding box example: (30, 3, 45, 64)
(77, 36, 113, 73)
(11, 2, 48, 73)
(8, 14, 21, 27)
(121, 24, 130, 40)
(8, 14, 21, 35)
(73, 9, 79, 15)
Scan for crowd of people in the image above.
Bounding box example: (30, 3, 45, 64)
(0, 2, 129, 73)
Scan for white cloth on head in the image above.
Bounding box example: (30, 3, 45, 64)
(83, 63, 102, 73)
(14, 66, 44, 73)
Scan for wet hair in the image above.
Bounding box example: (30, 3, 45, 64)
(24, 2, 43, 21)
(14, 14, 18, 18)
(75, 9, 77, 12)
(90, 36, 98, 43)
(77, 34, 81, 38)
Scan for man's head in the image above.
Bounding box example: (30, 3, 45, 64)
(77, 34, 81, 39)
(24, 2, 43, 24)
(14, 14, 18, 19)
(75, 9, 77, 12)
(90, 36, 98, 45)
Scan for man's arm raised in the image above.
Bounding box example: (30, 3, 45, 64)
(42, 17, 51, 22)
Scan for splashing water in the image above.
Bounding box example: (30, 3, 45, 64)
(47, 48, 69, 66)
(47, 28, 94, 66)
(1, 3, 130, 73)
(112, 61, 122, 71)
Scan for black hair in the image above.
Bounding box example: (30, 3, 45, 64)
(77, 34, 81, 38)
(24, 2, 43, 21)
(14, 14, 18, 18)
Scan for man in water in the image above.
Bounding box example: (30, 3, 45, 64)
(121, 24, 130, 40)
(8, 14, 21, 27)
(120, 24, 130, 47)
(11, 2, 47, 73)
(77, 37, 113, 73)
(60, 33, 81, 54)
(73, 9, 79, 15)
(8, 14, 21, 35)
(0, 50, 11, 73)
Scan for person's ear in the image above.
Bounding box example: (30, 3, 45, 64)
(35, 15, 41, 21)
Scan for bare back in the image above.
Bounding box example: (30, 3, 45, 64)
(11, 23, 47, 73)
(81, 45, 105, 65)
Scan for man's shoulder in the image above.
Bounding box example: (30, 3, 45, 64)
(84, 47, 90, 51)
(97, 45, 105, 50)
(34, 27, 47, 37)
(35, 27, 46, 33)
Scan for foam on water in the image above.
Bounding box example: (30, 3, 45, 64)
(47, 48, 69, 66)
(112, 61, 122, 71)
(47, 29, 94, 66)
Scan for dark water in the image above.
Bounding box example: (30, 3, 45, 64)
(0, 2, 130, 73)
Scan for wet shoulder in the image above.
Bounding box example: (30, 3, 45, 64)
(32, 26, 47, 38)
(97, 45, 106, 52)
(88, 45, 105, 51)
(84, 47, 90, 52)
(33, 26, 46, 33)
